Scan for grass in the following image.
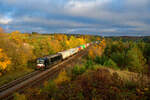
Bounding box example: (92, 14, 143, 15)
(0, 67, 33, 86)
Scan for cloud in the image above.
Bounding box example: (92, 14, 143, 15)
(0, 0, 150, 36)
(0, 16, 12, 24)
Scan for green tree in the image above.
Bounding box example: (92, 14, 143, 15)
(127, 47, 146, 72)
(104, 59, 118, 69)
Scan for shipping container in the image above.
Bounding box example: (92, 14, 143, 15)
(78, 46, 82, 51)
(87, 43, 90, 47)
(58, 50, 71, 59)
(69, 48, 78, 55)
(80, 45, 86, 49)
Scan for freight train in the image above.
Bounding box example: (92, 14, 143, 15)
(36, 42, 94, 70)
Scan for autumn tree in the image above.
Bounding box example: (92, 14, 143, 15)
(127, 46, 146, 72)
(54, 34, 68, 41)
(54, 34, 68, 50)
(0, 48, 11, 73)
(66, 36, 86, 49)
(88, 39, 106, 59)
(7, 31, 35, 67)
(9, 31, 24, 45)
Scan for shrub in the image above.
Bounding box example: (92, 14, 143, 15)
(104, 59, 119, 70)
(85, 60, 93, 69)
(14, 93, 26, 100)
(123, 80, 138, 90)
(71, 65, 86, 79)
(94, 56, 108, 65)
(127, 47, 146, 72)
(42, 81, 58, 96)
(54, 68, 150, 100)
(110, 52, 126, 69)
(54, 71, 70, 85)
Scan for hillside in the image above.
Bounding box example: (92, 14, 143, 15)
(13, 39, 150, 100)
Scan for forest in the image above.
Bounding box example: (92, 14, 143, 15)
(1, 29, 150, 99)
(13, 35, 150, 100)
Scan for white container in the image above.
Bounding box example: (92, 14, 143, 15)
(58, 50, 71, 59)
(87, 43, 90, 47)
(69, 48, 78, 55)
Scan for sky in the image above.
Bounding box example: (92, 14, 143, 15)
(0, 0, 150, 36)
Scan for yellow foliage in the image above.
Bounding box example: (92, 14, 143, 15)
(136, 88, 144, 94)
(43, 81, 49, 87)
(144, 88, 149, 91)
(66, 36, 86, 49)
(54, 34, 68, 41)
(0, 48, 11, 71)
(54, 71, 70, 85)
(49, 39, 62, 53)
(9, 31, 24, 46)
(88, 39, 106, 59)
(20, 43, 35, 65)
(14, 93, 26, 100)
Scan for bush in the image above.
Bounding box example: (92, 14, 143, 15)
(14, 93, 26, 100)
(53, 68, 150, 100)
(42, 81, 58, 96)
(71, 65, 86, 79)
(104, 59, 119, 70)
(94, 56, 108, 65)
(123, 80, 138, 90)
(85, 60, 93, 69)
(54, 71, 70, 85)
(127, 47, 146, 72)
(110, 52, 127, 69)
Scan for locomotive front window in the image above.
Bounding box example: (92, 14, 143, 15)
(37, 59, 44, 64)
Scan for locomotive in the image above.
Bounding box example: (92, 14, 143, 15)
(36, 53, 62, 69)
(36, 42, 95, 70)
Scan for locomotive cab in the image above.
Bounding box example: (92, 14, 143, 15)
(36, 58, 46, 69)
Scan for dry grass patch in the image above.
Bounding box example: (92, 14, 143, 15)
(97, 66, 150, 85)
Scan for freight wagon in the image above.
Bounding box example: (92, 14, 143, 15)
(58, 50, 71, 59)
(80, 45, 86, 50)
(69, 48, 78, 55)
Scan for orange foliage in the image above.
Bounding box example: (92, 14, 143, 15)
(54, 34, 68, 41)
(50, 40, 62, 53)
(9, 31, 23, 45)
(0, 48, 11, 71)
(88, 39, 106, 59)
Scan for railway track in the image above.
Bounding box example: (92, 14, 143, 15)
(0, 71, 40, 92)
(0, 48, 89, 100)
